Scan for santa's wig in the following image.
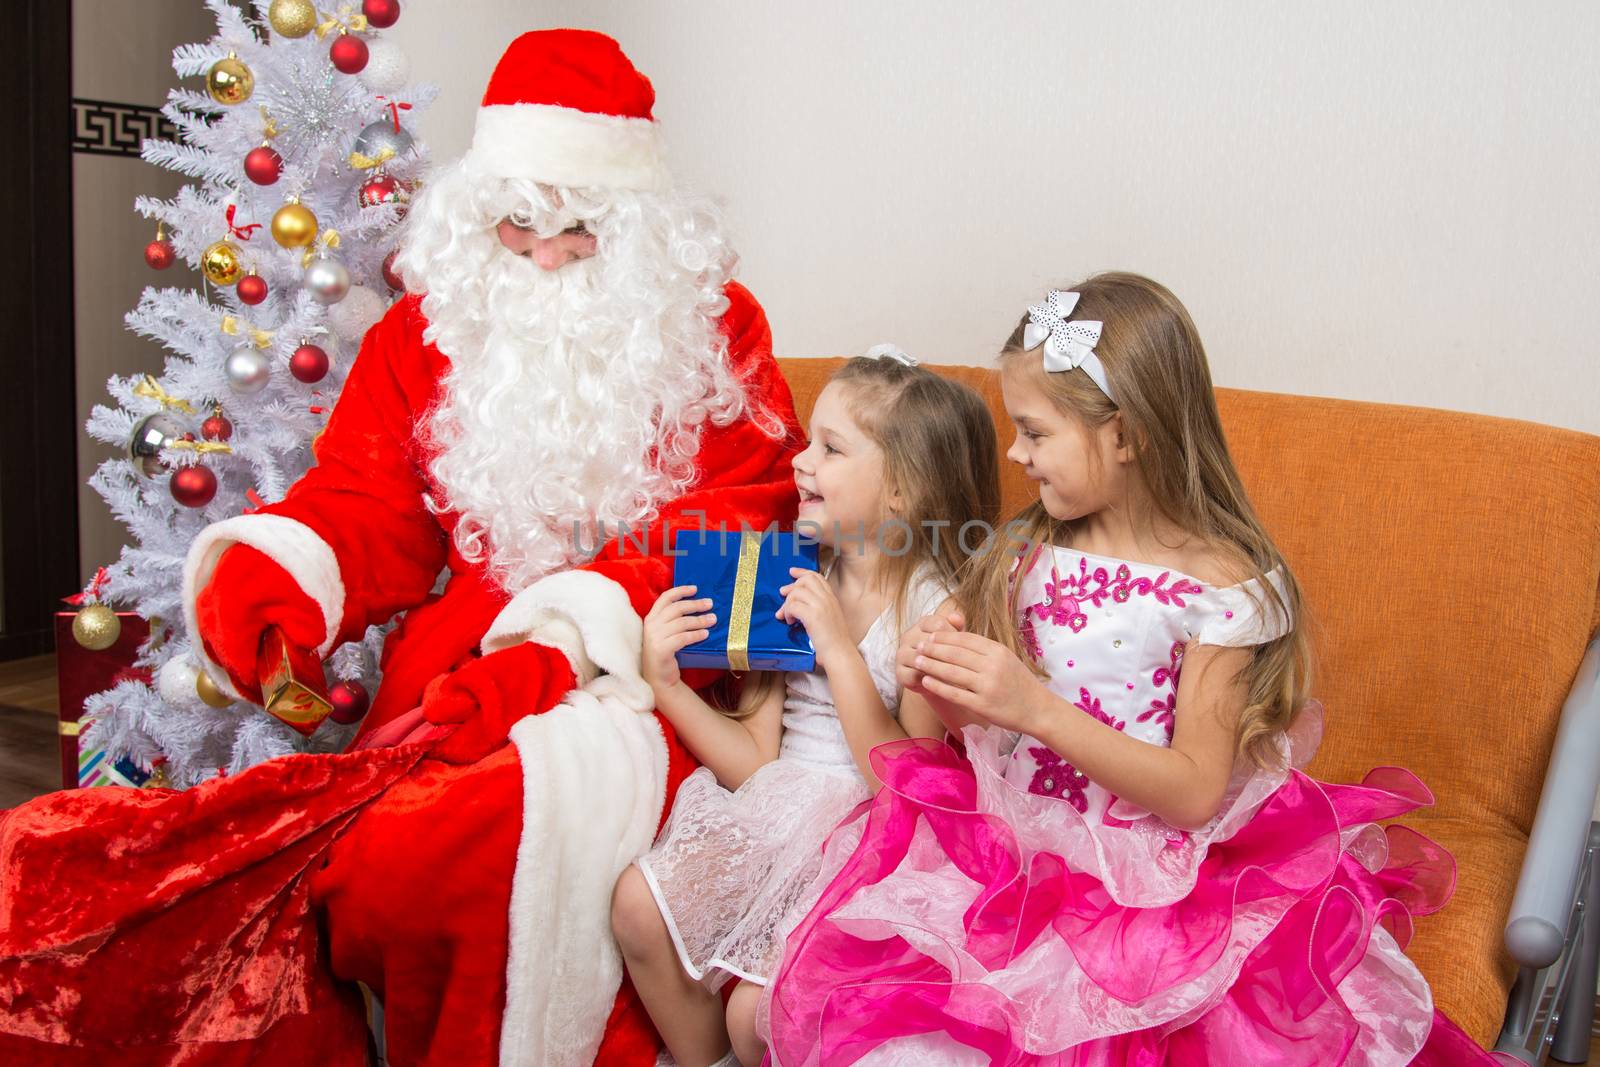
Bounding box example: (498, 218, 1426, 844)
(392, 160, 779, 593)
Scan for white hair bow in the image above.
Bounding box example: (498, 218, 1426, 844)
(864, 343, 919, 367)
(1022, 290, 1114, 401)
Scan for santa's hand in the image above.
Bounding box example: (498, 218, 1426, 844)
(642, 585, 715, 696)
(421, 642, 578, 764)
(195, 544, 326, 703)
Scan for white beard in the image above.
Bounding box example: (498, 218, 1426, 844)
(398, 166, 761, 593)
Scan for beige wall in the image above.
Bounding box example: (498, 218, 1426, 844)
(393, 0, 1600, 435)
(72, 0, 216, 582)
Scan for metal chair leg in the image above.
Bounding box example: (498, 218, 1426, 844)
(1551, 822, 1599, 1064)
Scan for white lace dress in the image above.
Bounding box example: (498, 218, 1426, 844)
(637, 566, 949, 991)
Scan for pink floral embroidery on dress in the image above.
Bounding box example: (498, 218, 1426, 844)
(1136, 641, 1185, 742)
(1024, 556, 1204, 636)
(1028, 687, 1125, 810)
(1020, 612, 1043, 662)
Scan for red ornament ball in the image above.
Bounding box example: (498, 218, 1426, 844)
(170, 465, 218, 508)
(290, 343, 330, 383)
(237, 273, 269, 306)
(144, 239, 176, 270)
(362, 0, 401, 29)
(328, 680, 371, 724)
(329, 33, 369, 74)
(381, 249, 404, 291)
(201, 413, 233, 441)
(244, 144, 283, 185)
(359, 174, 401, 208)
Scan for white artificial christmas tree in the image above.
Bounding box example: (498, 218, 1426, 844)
(77, 0, 436, 786)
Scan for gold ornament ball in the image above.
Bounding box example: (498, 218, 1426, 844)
(267, 0, 317, 38)
(72, 604, 122, 651)
(195, 670, 235, 708)
(201, 240, 244, 286)
(206, 53, 255, 106)
(271, 201, 318, 248)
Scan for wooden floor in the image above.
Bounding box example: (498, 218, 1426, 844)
(0, 654, 61, 809)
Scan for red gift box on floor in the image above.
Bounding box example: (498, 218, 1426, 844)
(53, 610, 152, 790)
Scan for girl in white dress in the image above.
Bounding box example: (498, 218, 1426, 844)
(610, 349, 999, 1067)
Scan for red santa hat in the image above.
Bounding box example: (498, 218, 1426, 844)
(464, 29, 666, 191)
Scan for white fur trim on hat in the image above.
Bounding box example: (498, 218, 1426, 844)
(497, 682, 669, 1065)
(464, 103, 666, 190)
(482, 569, 654, 712)
(181, 515, 345, 699)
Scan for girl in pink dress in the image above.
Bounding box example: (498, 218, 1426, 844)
(761, 274, 1499, 1066)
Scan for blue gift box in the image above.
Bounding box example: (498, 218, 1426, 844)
(672, 528, 818, 672)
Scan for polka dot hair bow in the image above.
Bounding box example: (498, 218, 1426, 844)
(1022, 290, 1114, 402)
(865, 342, 919, 367)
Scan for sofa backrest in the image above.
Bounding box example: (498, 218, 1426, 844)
(776, 355, 1600, 1044)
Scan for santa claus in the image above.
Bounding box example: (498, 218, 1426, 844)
(0, 29, 799, 1067)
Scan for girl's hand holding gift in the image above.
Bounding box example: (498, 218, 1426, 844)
(642, 585, 717, 694)
(913, 629, 1051, 735)
(777, 567, 851, 667)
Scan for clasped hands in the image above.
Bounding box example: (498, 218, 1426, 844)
(895, 608, 1049, 735)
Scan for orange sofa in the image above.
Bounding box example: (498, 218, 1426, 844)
(776, 357, 1600, 1050)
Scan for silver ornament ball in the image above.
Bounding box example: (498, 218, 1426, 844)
(304, 256, 352, 304)
(157, 656, 205, 708)
(127, 411, 186, 478)
(327, 285, 387, 338)
(359, 39, 410, 93)
(225, 348, 272, 393)
(351, 118, 415, 165)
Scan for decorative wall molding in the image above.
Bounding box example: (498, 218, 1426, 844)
(71, 98, 178, 158)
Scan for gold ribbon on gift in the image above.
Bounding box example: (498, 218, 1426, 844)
(725, 530, 764, 672)
(348, 146, 395, 171)
(300, 228, 341, 268)
(58, 720, 81, 737)
(221, 315, 275, 349)
(133, 375, 198, 415)
(316, 6, 368, 37)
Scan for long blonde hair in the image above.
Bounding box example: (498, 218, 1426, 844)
(828, 355, 1001, 629)
(955, 273, 1311, 767)
(724, 356, 1001, 720)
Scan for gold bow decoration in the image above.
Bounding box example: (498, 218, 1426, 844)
(316, 6, 368, 37)
(133, 375, 198, 415)
(221, 315, 275, 349)
(259, 106, 279, 141)
(348, 146, 395, 171)
(300, 228, 342, 267)
(168, 439, 235, 456)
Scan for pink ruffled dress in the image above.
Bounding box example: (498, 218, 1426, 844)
(761, 546, 1498, 1066)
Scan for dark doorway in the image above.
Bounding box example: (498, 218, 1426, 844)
(0, 0, 79, 659)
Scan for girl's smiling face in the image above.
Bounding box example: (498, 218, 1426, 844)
(1000, 365, 1126, 522)
(791, 381, 889, 548)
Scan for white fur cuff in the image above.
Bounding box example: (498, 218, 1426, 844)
(181, 515, 346, 698)
(482, 570, 654, 714)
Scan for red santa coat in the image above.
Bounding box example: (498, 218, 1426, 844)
(0, 284, 800, 1067)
